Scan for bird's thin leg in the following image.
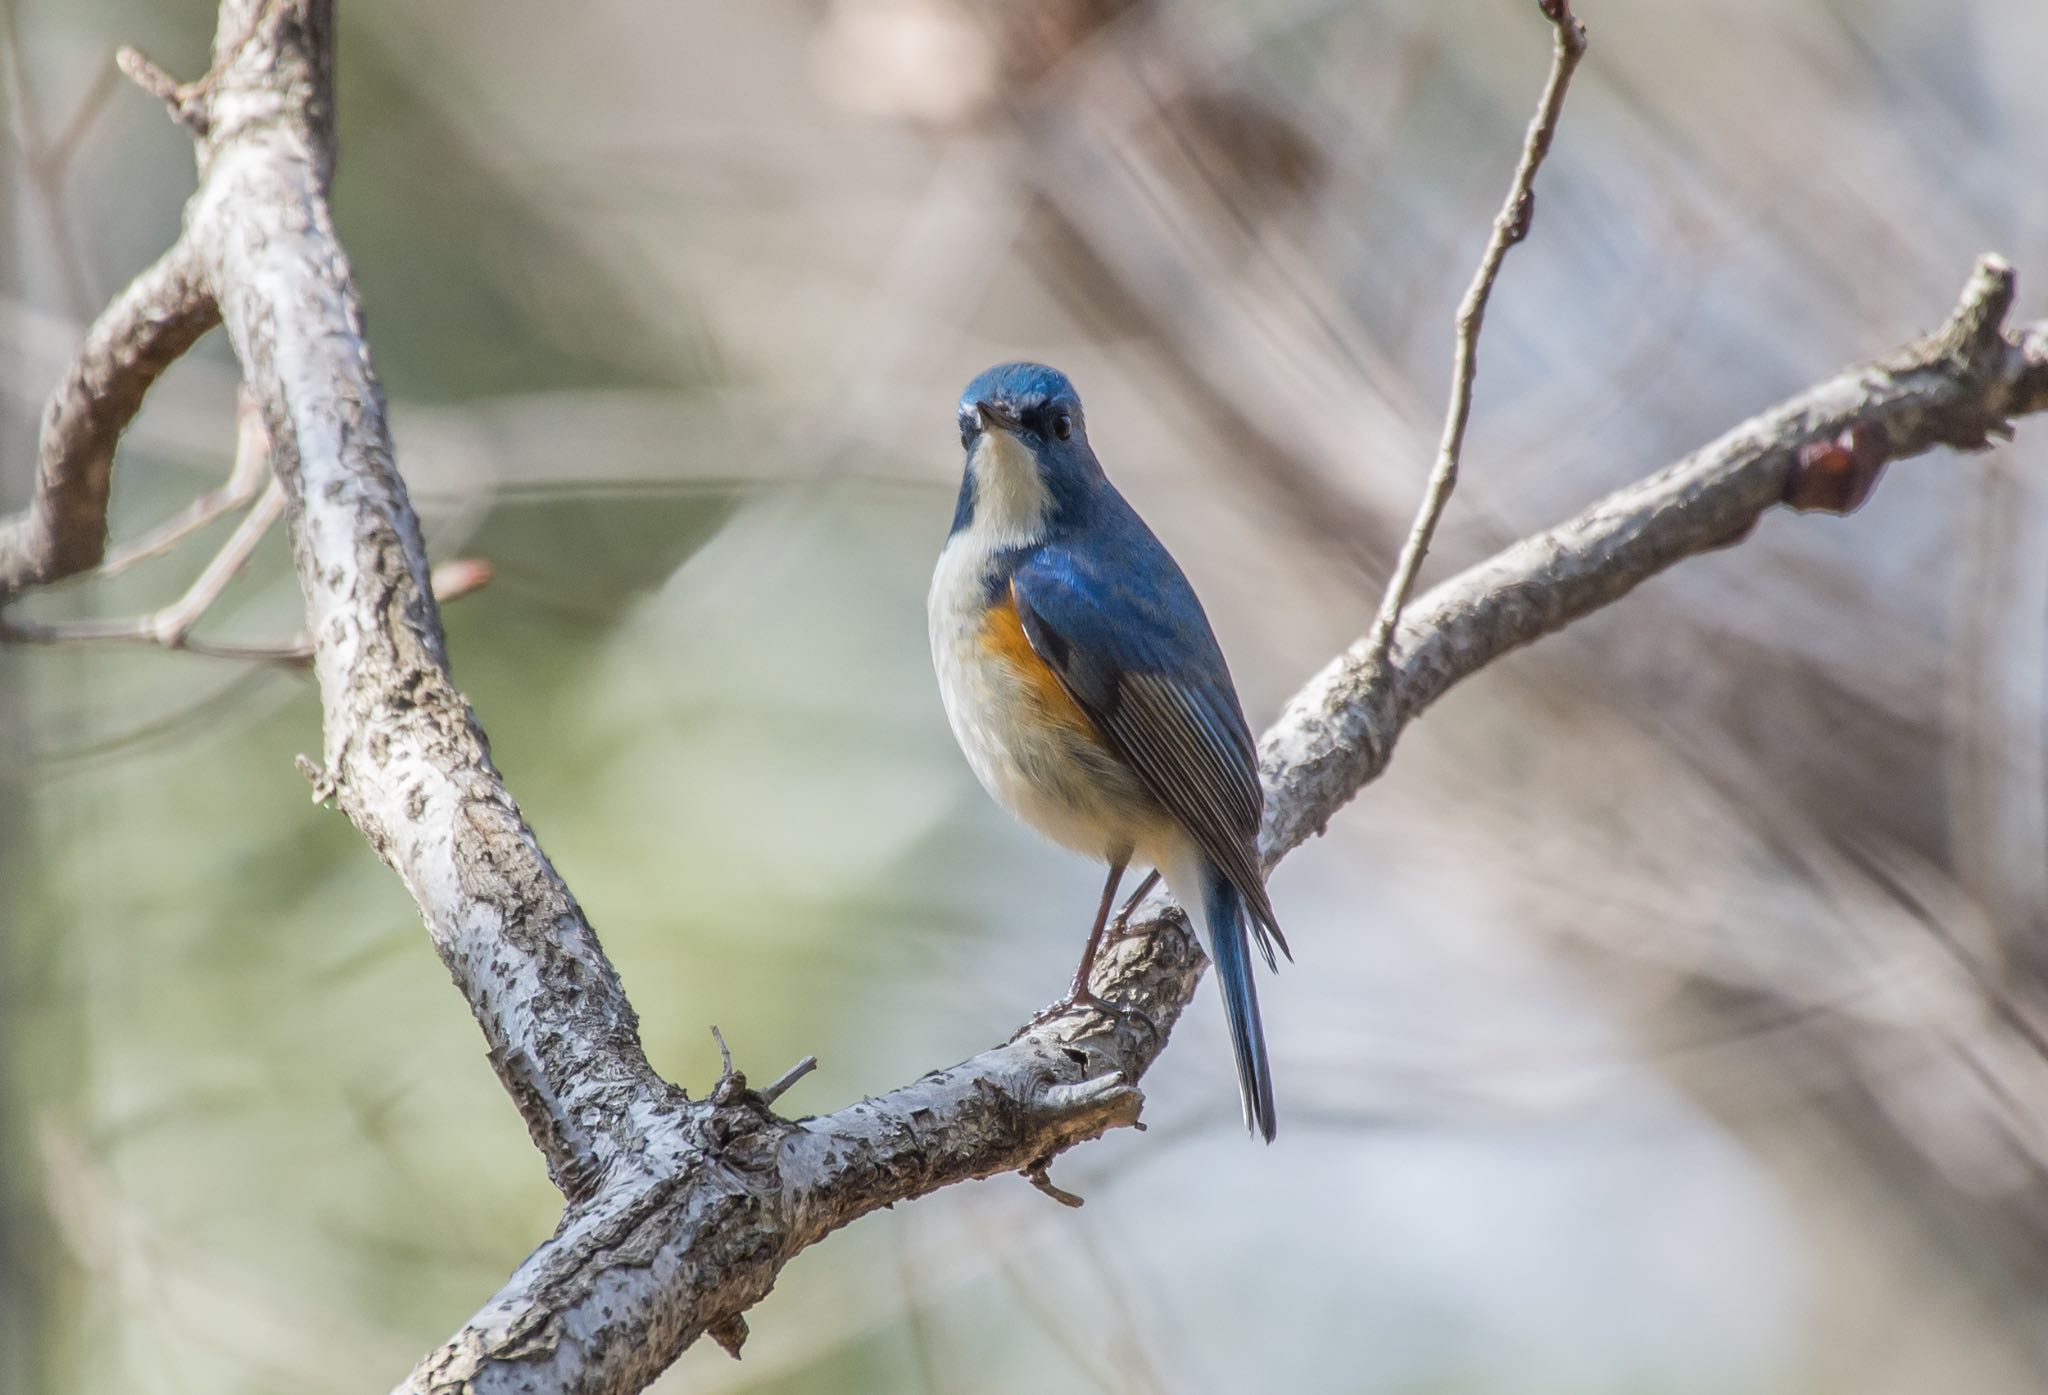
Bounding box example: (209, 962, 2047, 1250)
(1111, 869, 1161, 931)
(1016, 859, 1159, 1038)
(1065, 859, 1127, 1005)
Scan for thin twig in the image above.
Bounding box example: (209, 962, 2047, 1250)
(113, 46, 198, 134)
(757, 1055, 819, 1107)
(5, 552, 491, 664)
(150, 478, 285, 641)
(710, 1025, 736, 1081)
(11, 374, 484, 665)
(0, 478, 301, 663)
(1021, 1159, 1087, 1209)
(5, 400, 285, 655)
(1362, 0, 1588, 674)
(114, 0, 284, 141)
(2, 0, 108, 315)
(98, 386, 272, 576)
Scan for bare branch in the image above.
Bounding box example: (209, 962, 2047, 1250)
(1364, 0, 1588, 674)
(117, 0, 283, 138)
(403, 256, 2048, 1395)
(180, 0, 656, 1201)
(756, 1055, 819, 1107)
(1, 477, 286, 652)
(98, 386, 271, 575)
(1265, 255, 2048, 859)
(3, 401, 308, 662)
(130, 458, 280, 644)
(0, 240, 219, 596)
(115, 44, 206, 135)
(6, 525, 495, 666)
(13, 1, 2048, 1392)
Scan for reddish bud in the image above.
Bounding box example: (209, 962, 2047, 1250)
(429, 557, 495, 603)
(1784, 425, 1890, 514)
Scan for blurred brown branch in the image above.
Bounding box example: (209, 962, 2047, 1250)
(6, 2, 2048, 1395)
(0, 393, 296, 661)
(0, 240, 217, 594)
(96, 386, 271, 576)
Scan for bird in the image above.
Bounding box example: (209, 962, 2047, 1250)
(928, 361, 1288, 1140)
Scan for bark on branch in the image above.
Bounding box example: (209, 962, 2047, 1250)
(1267, 253, 2048, 858)
(5, 2, 2048, 1393)
(0, 239, 217, 595)
(400, 254, 2048, 1395)
(189, 0, 662, 1202)
(1365, 0, 1586, 670)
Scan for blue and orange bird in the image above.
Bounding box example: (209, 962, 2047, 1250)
(928, 361, 1288, 1140)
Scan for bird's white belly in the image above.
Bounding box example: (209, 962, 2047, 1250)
(928, 538, 1158, 863)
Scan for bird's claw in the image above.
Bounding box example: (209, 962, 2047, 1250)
(1012, 987, 1158, 1041)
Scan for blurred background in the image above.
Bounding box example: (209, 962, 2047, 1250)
(5, 0, 2048, 1390)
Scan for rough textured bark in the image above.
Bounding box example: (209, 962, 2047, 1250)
(188, 0, 660, 1202)
(0, 241, 216, 596)
(3, 2, 2048, 1393)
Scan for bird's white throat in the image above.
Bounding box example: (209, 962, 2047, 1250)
(962, 427, 1052, 549)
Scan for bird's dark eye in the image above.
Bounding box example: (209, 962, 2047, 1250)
(1052, 413, 1074, 441)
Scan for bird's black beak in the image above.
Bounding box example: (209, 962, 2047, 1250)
(974, 399, 1023, 433)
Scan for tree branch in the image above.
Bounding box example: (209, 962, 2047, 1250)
(1364, 0, 1587, 673)
(9, 2, 2048, 1392)
(0, 396, 293, 659)
(0, 239, 218, 596)
(396, 258, 2048, 1395)
(97, 386, 271, 576)
(1, 478, 286, 653)
(179, 0, 661, 1201)
(1267, 254, 2048, 858)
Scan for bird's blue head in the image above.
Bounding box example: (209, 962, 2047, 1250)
(950, 362, 1105, 542)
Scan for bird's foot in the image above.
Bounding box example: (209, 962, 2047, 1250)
(1012, 986, 1158, 1042)
(1108, 907, 1173, 941)
(1109, 871, 1164, 935)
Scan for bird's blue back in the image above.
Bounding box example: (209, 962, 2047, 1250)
(1002, 475, 1285, 969)
(1004, 493, 1256, 776)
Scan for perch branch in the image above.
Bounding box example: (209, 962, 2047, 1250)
(10, 2, 2048, 1393)
(1363, 0, 1587, 675)
(398, 258, 2048, 1394)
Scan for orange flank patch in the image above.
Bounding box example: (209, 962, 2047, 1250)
(978, 591, 1103, 744)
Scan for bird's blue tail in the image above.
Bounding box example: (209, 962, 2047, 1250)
(1203, 863, 1277, 1142)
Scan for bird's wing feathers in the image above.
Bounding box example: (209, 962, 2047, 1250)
(1009, 544, 1289, 966)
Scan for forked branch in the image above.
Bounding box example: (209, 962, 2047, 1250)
(1363, 0, 1587, 675)
(6, 3, 2048, 1394)
(0, 240, 217, 596)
